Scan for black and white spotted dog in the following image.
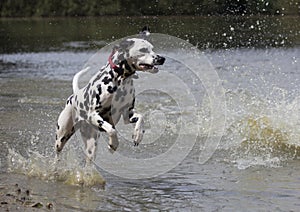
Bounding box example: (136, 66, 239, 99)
(55, 34, 165, 163)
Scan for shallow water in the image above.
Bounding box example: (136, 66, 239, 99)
(1, 16, 300, 211)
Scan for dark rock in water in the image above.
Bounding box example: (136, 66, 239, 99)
(0, 183, 54, 211)
(46, 202, 53, 209)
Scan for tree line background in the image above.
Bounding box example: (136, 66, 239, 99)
(0, 0, 299, 17)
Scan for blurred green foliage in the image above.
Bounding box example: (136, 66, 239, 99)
(0, 0, 299, 17)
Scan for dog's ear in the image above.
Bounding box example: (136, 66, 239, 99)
(119, 39, 135, 51)
(118, 39, 135, 59)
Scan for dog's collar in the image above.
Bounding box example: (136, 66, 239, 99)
(108, 50, 136, 79)
(108, 51, 119, 70)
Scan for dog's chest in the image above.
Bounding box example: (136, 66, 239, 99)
(98, 77, 134, 124)
(74, 68, 136, 124)
(92, 74, 134, 116)
(111, 78, 134, 114)
(114, 78, 134, 104)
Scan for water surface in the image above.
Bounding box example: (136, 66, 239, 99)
(1, 16, 300, 211)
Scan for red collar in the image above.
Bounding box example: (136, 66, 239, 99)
(108, 51, 119, 70)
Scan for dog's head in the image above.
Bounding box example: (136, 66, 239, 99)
(115, 38, 165, 74)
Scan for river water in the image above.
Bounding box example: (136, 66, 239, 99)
(0, 16, 300, 211)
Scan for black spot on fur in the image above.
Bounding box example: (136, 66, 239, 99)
(95, 105, 102, 110)
(84, 97, 89, 110)
(115, 67, 124, 77)
(102, 76, 111, 85)
(130, 117, 139, 123)
(130, 97, 135, 110)
(115, 88, 127, 102)
(107, 86, 117, 93)
(95, 94, 100, 105)
(109, 70, 114, 79)
(84, 83, 91, 98)
(98, 127, 105, 132)
(97, 84, 102, 94)
(129, 111, 134, 119)
(117, 53, 125, 61)
(66, 95, 73, 105)
(80, 110, 88, 119)
(91, 90, 96, 99)
(139, 47, 150, 53)
(120, 39, 135, 50)
(97, 120, 104, 126)
(124, 60, 133, 73)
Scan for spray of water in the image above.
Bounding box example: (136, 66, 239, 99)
(7, 147, 105, 187)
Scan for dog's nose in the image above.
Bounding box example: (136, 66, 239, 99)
(155, 55, 165, 65)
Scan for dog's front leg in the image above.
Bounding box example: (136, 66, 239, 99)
(129, 111, 145, 146)
(90, 112, 119, 152)
(80, 122, 99, 164)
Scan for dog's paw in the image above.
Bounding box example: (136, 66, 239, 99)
(108, 144, 117, 153)
(107, 133, 119, 153)
(132, 129, 145, 147)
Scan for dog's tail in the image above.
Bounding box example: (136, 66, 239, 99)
(72, 66, 90, 94)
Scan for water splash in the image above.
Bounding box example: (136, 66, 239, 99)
(223, 88, 300, 169)
(7, 148, 105, 188)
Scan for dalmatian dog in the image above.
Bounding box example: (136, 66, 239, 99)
(55, 35, 165, 163)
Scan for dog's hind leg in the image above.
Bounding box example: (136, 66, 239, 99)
(55, 96, 76, 153)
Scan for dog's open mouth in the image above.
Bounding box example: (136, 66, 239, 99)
(139, 63, 155, 70)
(137, 56, 164, 73)
(139, 63, 159, 72)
